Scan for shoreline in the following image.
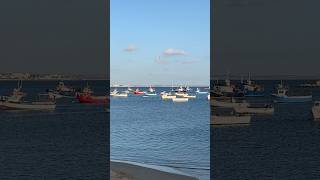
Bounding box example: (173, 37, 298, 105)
(111, 160, 198, 180)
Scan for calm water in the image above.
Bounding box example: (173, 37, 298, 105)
(0, 80, 109, 179)
(110, 87, 210, 180)
(212, 80, 320, 180)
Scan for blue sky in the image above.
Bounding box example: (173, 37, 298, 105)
(111, 0, 210, 86)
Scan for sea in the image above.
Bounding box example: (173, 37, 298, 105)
(0, 80, 109, 179)
(110, 87, 210, 180)
(212, 80, 320, 180)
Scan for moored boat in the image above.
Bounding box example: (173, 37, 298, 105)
(272, 82, 312, 103)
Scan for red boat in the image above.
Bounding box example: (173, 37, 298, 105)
(77, 93, 109, 104)
(133, 88, 145, 95)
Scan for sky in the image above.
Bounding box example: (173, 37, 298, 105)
(111, 0, 210, 86)
(0, 0, 108, 76)
(212, 0, 320, 79)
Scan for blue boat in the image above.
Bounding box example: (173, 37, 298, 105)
(272, 82, 312, 103)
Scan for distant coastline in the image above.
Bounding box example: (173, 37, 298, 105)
(0, 73, 108, 81)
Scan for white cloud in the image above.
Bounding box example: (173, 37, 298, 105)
(163, 48, 187, 56)
(123, 44, 137, 52)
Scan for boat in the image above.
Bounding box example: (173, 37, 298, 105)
(211, 98, 249, 108)
(312, 101, 320, 120)
(161, 93, 176, 100)
(272, 82, 312, 103)
(76, 85, 108, 104)
(172, 97, 188, 102)
(1, 84, 56, 111)
(207, 94, 210, 100)
(196, 88, 208, 94)
(47, 81, 76, 99)
(211, 115, 251, 125)
(133, 88, 145, 95)
(233, 105, 274, 115)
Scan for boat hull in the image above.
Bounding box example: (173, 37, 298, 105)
(274, 95, 312, 103)
(172, 98, 188, 102)
(77, 94, 108, 104)
(0, 101, 56, 111)
(211, 115, 251, 125)
(234, 106, 274, 115)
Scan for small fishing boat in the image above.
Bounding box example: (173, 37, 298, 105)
(234, 105, 274, 115)
(145, 93, 157, 96)
(272, 82, 312, 103)
(77, 85, 108, 104)
(133, 88, 145, 95)
(1, 83, 56, 111)
(211, 115, 251, 125)
(312, 101, 320, 120)
(196, 88, 208, 94)
(172, 97, 188, 102)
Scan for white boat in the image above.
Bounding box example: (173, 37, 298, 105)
(211, 115, 251, 125)
(211, 99, 249, 108)
(161, 93, 176, 100)
(196, 88, 208, 94)
(172, 97, 188, 102)
(272, 81, 312, 103)
(207, 94, 210, 100)
(234, 105, 274, 115)
(312, 101, 320, 120)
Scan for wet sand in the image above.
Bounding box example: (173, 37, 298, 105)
(111, 161, 198, 180)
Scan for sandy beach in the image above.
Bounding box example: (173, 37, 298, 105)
(111, 161, 198, 180)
